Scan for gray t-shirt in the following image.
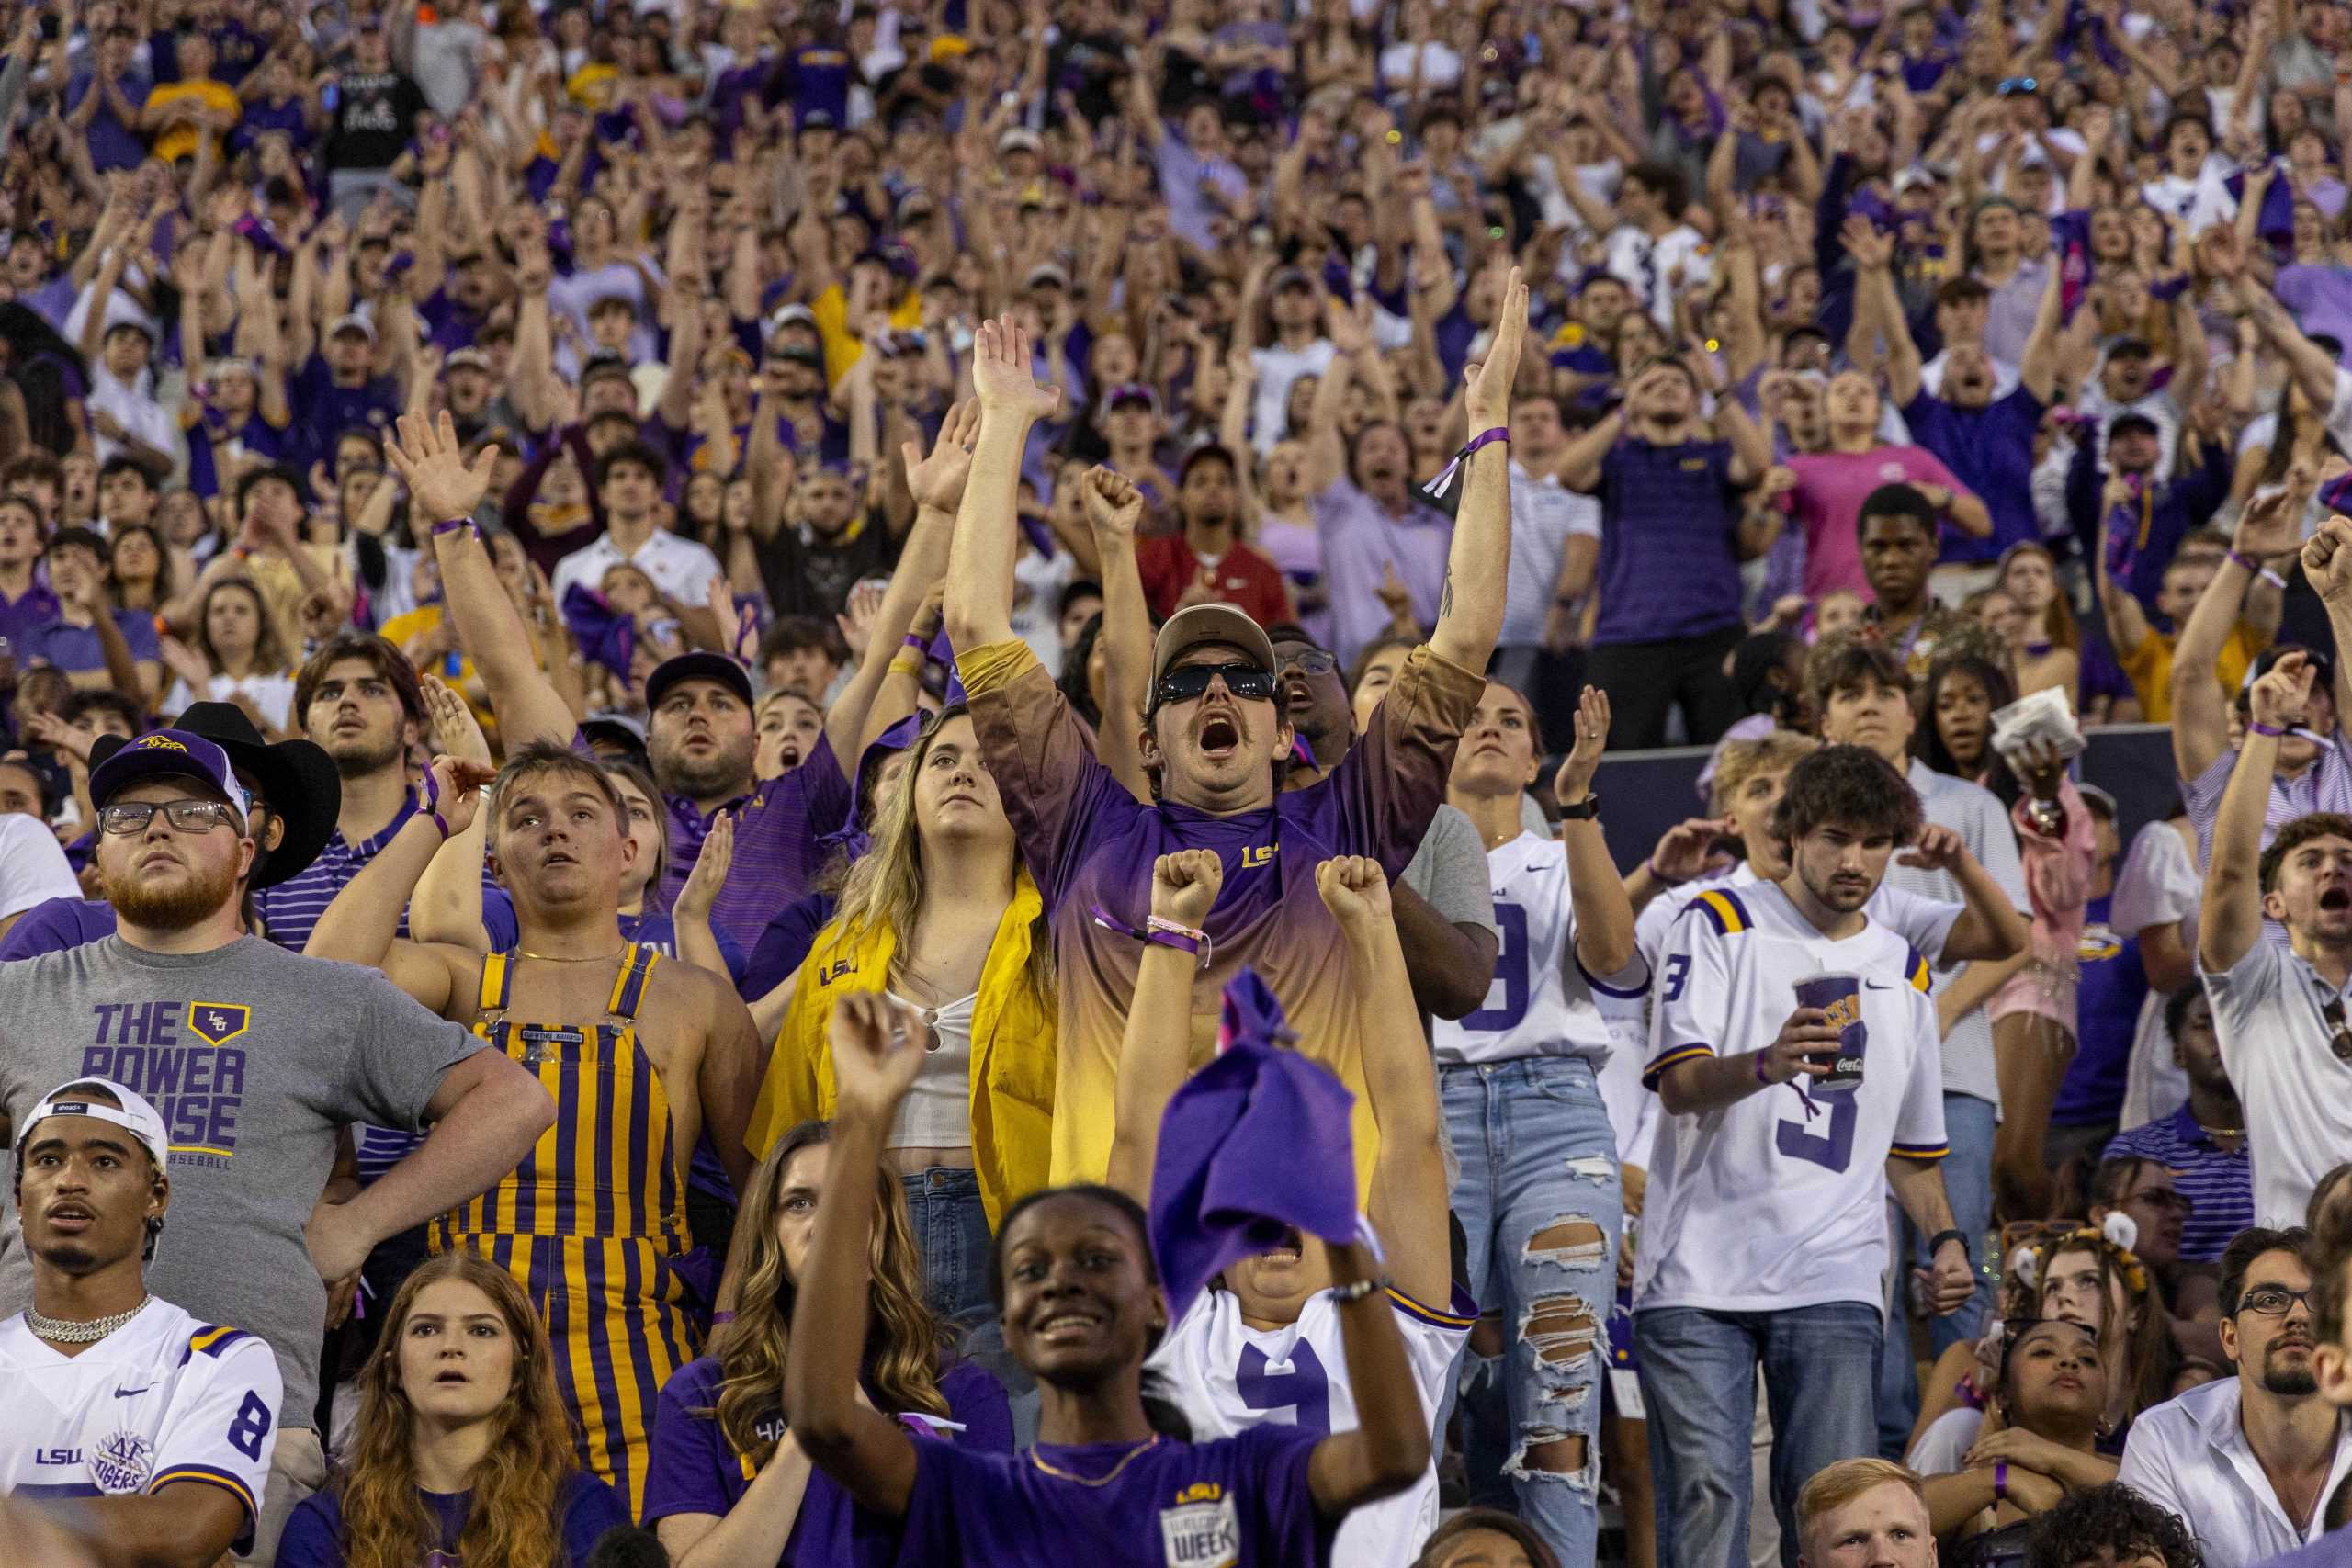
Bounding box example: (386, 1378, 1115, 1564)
(0, 935, 483, 1428)
(1881, 760, 2032, 1107)
(1402, 803, 1502, 941)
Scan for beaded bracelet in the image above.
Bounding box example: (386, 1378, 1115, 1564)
(1329, 1274, 1392, 1305)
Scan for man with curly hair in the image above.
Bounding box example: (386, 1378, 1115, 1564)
(2024, 1483, 2206, 1568)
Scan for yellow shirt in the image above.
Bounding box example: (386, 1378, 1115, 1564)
(147, 78, 239, 164)
(2117, 621, 2269, 723)
(746, 873, 1056, 1230)
(809, 284, 922, 389)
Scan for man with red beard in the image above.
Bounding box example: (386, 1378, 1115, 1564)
(0, 729, 553, 1563)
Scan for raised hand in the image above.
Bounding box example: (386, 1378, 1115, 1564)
(676, 809, 733, 922)
(903, 398, 979, 513)
(1649, 816, 1735, 884)
(1553, 685, 1611, 803)
(2250, 649, 2317, 733)
(836, 577, 885, 659)
(1897, 821, 1976, 872)
(158, 634, 214, 693)
(2302, 514, 2352, 605)
(1080, 465, 1144, 539)
(1840, 212, 1894, 270)
(419, 751, 495, 839)
(1151, 847, 1225, 927)
(387, 410, 499, 525)
(1464, 265, 1528, 427)
(969, 314, 1062, 421)
(420, 672, 492, 765)
(827, 991, 930, 1118)
(1314, 853, 1392, 929)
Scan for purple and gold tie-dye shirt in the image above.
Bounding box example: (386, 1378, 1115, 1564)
(958, 638, 1484, 1185)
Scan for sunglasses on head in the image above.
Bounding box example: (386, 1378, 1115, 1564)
(1153, 662, 1276, 708)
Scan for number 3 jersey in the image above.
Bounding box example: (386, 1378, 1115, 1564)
(0, 1296, 279, 1551)
(1148, 1283, 1476, 1568)
(1636, 880, 1948, 1315)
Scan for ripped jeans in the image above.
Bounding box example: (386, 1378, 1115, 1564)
(1442, 1055, 1622, 1568)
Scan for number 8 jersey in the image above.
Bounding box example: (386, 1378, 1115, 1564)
(0, 1296, 279, 1553)
(1636, 880, 1948, 1315)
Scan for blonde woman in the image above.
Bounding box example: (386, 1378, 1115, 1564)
(276, 1253, 628, 1568)
(743, 704, 1056, 1328)
(642, 1120, 1011, 1567)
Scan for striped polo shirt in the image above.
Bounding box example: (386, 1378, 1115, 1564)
(253, 793, 421, 954)
(2103, 1105, 2256, 1264)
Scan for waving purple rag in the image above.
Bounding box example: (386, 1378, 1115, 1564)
(560, 584, 636, 682)
(1148, 970, 1360, 1321)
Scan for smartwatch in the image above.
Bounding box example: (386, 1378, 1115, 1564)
(1557, 794, 1601, 821)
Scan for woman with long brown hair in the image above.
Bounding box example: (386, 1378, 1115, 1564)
(276, 1253, 628, 1568)
(642, 1119, 1011, 1567)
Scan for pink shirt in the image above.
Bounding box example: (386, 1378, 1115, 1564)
(1784, 446, 1973, 601)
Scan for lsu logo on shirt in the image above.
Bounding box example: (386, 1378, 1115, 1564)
(1160, 1484, 1239, 1567)
(78, 999, 250, 1166)
(1239, 845, 1276, 871)
(88, 1430, 153, 1493)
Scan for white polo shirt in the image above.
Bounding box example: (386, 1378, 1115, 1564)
(2116, 1378, 2352, 1568)
(2202, 936, 2352, 1228)
(549, 525, 726, 607)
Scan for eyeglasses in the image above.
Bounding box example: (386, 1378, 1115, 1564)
(1153, 663, 1276, 708)
(2238, 1286, 2315, 1317)
(1276, 649, 1336, 677)
(98, 799, 240, 836)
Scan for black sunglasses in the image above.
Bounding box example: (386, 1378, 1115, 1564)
(1153, 662, 1276, 708)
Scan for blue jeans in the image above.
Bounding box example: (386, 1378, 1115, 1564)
(1442, 1056, 1622, 1568)
(899, 1167, 992, 1331)
(1875, 1091, 1996, 1456)
(1636, 1303, 1883, 1568)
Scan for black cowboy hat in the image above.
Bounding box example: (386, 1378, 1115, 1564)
(101, 702, 341, 888)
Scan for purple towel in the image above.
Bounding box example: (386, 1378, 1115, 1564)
(1148, 971, 1359, 1320)
(817, 711, 925, 863)
(560, 584, 636, 681)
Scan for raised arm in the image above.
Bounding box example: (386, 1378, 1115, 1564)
(1555, 690, 1638, 977)
(1899, 824, 2032, 962)
(2200, 652, 2311, 974)
(1427, 267, 1527, 671)
(2312, 513, 2352, 766)
(405, 676, 497, 952)
(1077, 467, 1154, 800)
(1318, 856, 1450, 1308)
(2018, 251, 2068, 405)
(781, 994, 928, 1517)
(1846, 218, 1922, 407)
(2173, 477, 2307, 781)
(386, 411, 578, 749)
(2238, 267, 2341, 415)
(1104, 851, 1224, 1201)
(300, 754, 492, 1014)
(941, 316, 1061, 653)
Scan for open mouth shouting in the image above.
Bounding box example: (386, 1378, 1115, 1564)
(1195, 712, 1241, 761)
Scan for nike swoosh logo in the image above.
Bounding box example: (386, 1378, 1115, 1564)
(113, 1385, 152, 1398)
(1863, 982, 1891, 990)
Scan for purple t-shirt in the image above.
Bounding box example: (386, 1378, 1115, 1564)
(643, 1355, 1011, 1566)
(1900, 387, 2044, 566)
(1785, 445, 1973, 601)
(2276, 265, 2352, 361)
(21, 608, 160, 677)
(276, 1470, 627, 1568)
(893, 1424, 1335, 1566)
(1590, 438, 1746, 647)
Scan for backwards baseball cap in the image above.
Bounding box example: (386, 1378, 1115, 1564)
(646, 651, 753, 712)
(15, 1077, 170, 1172)
(1149, 603, 1277, 693)
(87, 729, 252, 824)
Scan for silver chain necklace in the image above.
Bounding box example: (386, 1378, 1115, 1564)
(26, 1296, 147, 1344)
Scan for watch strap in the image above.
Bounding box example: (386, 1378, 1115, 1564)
(1557, 793, 1601, 821)
(1928, 1227, 1971, 1261)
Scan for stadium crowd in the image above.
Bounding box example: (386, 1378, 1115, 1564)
(11, 0, 2352, 1566)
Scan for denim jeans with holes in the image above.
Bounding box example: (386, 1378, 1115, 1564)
(1442, 1055, 1623, 1568)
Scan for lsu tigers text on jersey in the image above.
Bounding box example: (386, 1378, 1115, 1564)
(1432, 831, 1650, 1066)
(1636, 879, 1948, 1315)
(1148, 1283, 1476, 1568)
(0, 1296, 280, 1552)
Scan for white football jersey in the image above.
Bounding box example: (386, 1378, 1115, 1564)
(1148, 1284, 1476, 1568)
(1636, 879, 1949, 1314)
(1634, 864, 1965, 995)
(1432, 831, 1650, 1067)
(0, 1296, 279, 1551)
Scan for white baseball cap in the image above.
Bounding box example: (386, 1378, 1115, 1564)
(15, 1077, 170, 1171)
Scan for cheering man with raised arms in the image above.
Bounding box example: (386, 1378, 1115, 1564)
(942, 281, 1527, 1186)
